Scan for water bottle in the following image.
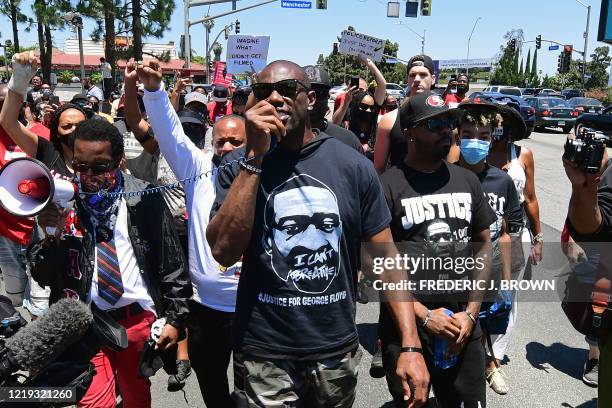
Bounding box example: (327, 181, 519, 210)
(434, 309, 459, 369)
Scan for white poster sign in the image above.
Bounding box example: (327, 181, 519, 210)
(338, 30, 385, 62)
(226, 35, 270, 74)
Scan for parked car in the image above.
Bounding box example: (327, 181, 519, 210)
(521, 88, 537, 96)
(329, 85, 347, 101)
(469, 92, 535, 137)
(482, 86, 522, 96)
(385, 83, 406, 102)
(561, 89, 585, 99)
(574, 108, 612, 146)
(524, 97, 579, 133)
(537, 88, 563, 98)
(567, 97, 603, 114)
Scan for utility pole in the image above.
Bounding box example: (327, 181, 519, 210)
(574, 0, 591, 90)
(204, 19, 214, 83)
(184, 0, 277, 68)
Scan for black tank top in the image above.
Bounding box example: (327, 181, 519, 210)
(388, 110, 407, 167)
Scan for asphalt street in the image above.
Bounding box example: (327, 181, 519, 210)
(147, 129, 601, 407)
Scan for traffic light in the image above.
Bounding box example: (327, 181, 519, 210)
(235, 20, 240, 34)
(421, 0, 431, 16)
(576, 60, 584, 72)
(224, 27, 229, 40)
(562, 44, 573, 72)
(509, 39, 516, 52)
(557, 53, 564, 73)
(405, 0, 418, 17)
(332, 42, 338, 55)
(316, 0, 327, 9)
(536, 35, 541, 49)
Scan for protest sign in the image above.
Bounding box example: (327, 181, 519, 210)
(226, 35, 270, 74)
(338, 30, 385, 62)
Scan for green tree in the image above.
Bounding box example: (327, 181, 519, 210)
(490, 29, 524, 86)
(518, 58, 524, 78)
(585, 46, 611, 90)
(524, 49, 531, 79)
(191, 55, 205, 65)
(32, 0, 72, 83)
(530, 48, 539, 86)
(0, 0, 30, 52)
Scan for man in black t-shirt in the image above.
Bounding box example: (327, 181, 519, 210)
(378, 92, 495, 408)
(205, 60, 429, 407)
(303, 65, 362, 152)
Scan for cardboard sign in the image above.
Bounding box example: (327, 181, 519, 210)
(338, 30, 385, 62)
(226, 35, 270, 74)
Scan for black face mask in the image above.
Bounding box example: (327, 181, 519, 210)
(309, 102, 328, 125)
(457, 84, 469, 94)
(61, 131, 76, 149)
(357, 111, 376, 124)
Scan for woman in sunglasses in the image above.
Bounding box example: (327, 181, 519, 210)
(348, 91, 381, 159)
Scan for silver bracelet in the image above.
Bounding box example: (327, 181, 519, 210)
(465, 311, 477, 326)
(422, 309, 432, 328)
(239, 160, 262, 175)
(533, 232, 544, 243)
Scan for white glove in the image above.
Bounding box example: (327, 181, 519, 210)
(8, 55, 37, 96)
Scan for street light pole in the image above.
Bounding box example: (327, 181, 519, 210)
(574, 0, 590, 90)
(184, 0, 191, 68)
(397, 22, 425, 54)
(466, 16, 482, 77)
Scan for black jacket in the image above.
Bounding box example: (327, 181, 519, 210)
(32, 173, 192, 331)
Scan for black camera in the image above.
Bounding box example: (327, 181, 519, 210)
(563, 128, 606, 174)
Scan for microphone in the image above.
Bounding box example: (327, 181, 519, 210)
(4, 298, 93, 374)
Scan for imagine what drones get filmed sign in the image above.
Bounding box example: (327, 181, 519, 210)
(226, 35, 270, 74)
(338, 30, 385, 62)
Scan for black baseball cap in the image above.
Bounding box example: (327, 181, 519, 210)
(71, 93, 88, 104)
(400, 91, 462, 130)
(406, 54, 435, 75)
(303, 65, 331, 89)
(177, 109, 206, 126)
(212, 85, 229, 102)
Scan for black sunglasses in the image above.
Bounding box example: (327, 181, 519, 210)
(414, 117, 457, 132)
(358, 103, 376, 112)
(251, 79, 310, 101)
(71, 160, 115, 175)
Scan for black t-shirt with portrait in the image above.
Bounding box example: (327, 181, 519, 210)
(379, 161, 496, 305)
(378, 161, 495, 346)
(212, 133, 391, 359)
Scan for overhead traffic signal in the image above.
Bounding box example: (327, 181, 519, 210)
(235, 20, 240, 34)
(333, 42, 338, 55)
(421, 0, 431, 16)
(536, 35, 541, 49)
(509, 39, 516, 52)
(562, 44, 573, 72)
(558, 53, 564, 73)
(316, 0, 327, 9)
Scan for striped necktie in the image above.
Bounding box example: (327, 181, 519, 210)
(97, 239, 124, 305)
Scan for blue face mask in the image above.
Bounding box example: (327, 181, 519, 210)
(460, 139, 490, 165)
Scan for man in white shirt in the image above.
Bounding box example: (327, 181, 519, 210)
(135, 61, 245, 407)
(83, 77, 104, 102)
(100, 57, 113, 103)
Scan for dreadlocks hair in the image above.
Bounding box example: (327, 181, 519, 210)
(73, 119, 124, 165)
(49, 103, 87, 158)
(458, 110, 500, 130)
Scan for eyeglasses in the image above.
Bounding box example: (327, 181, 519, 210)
(71, 160, 115, 175)
(415, 117, 457, 132)
(358, 103, 376, 112)
(251, 79, 310, 101)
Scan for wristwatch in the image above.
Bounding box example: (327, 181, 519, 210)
(400, 347, 423, 354)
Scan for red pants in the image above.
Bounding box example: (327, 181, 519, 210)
(78, 309, 156, 408)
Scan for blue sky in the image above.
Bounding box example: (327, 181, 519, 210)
(0, 0, 607, 77)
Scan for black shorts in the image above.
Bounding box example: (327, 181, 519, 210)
(102, 78, 113, 99)
(379, 304, 486, 408)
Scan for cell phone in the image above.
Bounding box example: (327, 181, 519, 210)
(450, 75, 457, 82)
(350, 77, 359, 89)
(49, 95, 60, 106)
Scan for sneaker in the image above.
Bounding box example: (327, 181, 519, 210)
(369, 340, 385, 378)
(582, 358, 598, 387)
(168, 360, 192, 392)
(486, 366, 509, 395)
